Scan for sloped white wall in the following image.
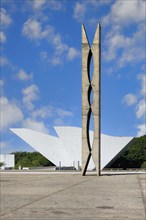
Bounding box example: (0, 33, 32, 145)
(10, 127, 133, 170)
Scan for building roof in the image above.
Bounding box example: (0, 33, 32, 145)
(10, 126, 133, 170)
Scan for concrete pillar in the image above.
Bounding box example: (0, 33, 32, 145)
(82, 23, 101, 176)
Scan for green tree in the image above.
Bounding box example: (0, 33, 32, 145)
(12, 151, 54, 169)
(108, 135, 146, 169)
(0, 162, 5, 167)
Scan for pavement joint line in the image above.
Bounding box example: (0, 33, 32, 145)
(0, 175, 96, 218)
(137, 173, 146, 217)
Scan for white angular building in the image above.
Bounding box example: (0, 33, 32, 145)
(10, 126, 133, 170)
(0, 154, 15, 170)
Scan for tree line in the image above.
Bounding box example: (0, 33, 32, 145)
(12, 151, 54, 169)
(108, 135, 146, 169)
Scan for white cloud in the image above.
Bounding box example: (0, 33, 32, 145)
(122, 70, 145, 136)
(122, 94, 137, 106)
(31, 105, 74, 120)
(49, 56, 62, 66)
(40, 46, 79, 66)
(41, 45, 79, 65)
(141, 64, 146, 72)
(103, 22, 145, 66)
(0, 8, 12, 28)
(53, 108, 74, 125)
(22, 19, 65, 64)
(40, 51, 48, 60)
(23, 104, 74, 135)
(22, 18, 40, 40)
(102, 1, 145, 68)
(89, 18, 98, 26)
(0, 96, 23, 132)
(17, 69, 33, 81)
(22, 18, 53, 41)
(56, 109, 74, 117)
(0, 141, 11, 149)
(22, 117, 48, 134)
(0, 31, 6, 43)
(67, 47, 80, 60)
(103, 32, 131, 62)
(137, 74, 146, 96)
(47, 0, 63, 11)
(52, 108, 74, 125)
(23, 17, 80, 65)
(0, 79, 4, 88)
(119, 46, 145, 67)
(0, 8, 12, 46)
(53, 118, 64, 126)
(0, 56, 9, 66)
(102, 0, 145, 26)
(31, 106, 53, 119)
(136, 123, 146, 137)
(73, 0, 111, 23)
(99, 0, 111, 5)
(136, 99, 146, 119)
(50, 39, 80, 64)
(119, 24, 145, 66)
(52, 34, 68, 54)
(32, 0, 46, 10)
(22, 84, 39, 110)
(73, 2, 86, 22)
(85, 0, 111, 7)
(32, 0, 63, 11)
(87, 0, 98, 7)
(0, 80, 4, 96)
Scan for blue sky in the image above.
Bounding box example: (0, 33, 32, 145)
(0, 0, 146, 154)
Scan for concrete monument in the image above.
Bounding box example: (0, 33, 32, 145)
(10, 23, 134, 175)
(82, 23, 101, 176)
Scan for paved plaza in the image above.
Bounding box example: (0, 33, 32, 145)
(0, 172, 146, 220)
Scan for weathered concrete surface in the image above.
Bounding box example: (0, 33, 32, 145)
(0, 173, 145, 220)
(82, 23, 101, 176)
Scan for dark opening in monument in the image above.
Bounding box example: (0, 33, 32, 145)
(88, 52, 94, 83)
(86, 111, 94, 151)
(88, 85, 93, 106)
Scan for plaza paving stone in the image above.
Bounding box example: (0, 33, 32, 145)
(0, 172, 145, 220)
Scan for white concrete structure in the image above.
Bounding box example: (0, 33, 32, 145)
(10, 127, 133, 170)
(0, 154, 15, 170)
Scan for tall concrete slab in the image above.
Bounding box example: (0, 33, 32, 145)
(82, 23, 101, 176)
